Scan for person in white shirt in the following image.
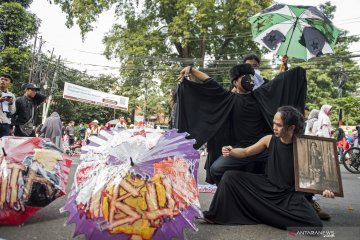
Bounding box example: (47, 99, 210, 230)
(0, 73, 16, 137)
(85, 120, 100, 144)
(305, 109, 319, 136)
(115, 116, 127, 129)
(314, 105, 332, 138)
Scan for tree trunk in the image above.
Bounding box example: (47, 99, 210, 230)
(199, 34, 206, 68)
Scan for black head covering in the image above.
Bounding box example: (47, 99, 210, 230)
(0, 73, 14, 83)
(334, 127, 345, 141)
(22, 83, 40, 90)
(229, 63, 255, 82)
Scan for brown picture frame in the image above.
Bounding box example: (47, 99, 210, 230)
(293, 135, 344, 197)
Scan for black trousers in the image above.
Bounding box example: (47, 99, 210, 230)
(210, 149, 269, 185)
(0, 123, 10, 138)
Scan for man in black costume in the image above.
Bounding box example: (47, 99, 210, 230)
(177, 64, 306, 185)
(177, 64, 331, 220)
(202, 106, 335, 229)
(12, 83, 46, 137)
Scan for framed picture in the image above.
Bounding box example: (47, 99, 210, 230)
(293, 135, 344, 197)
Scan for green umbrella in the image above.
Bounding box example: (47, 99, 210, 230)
(249, 4, 341, 60)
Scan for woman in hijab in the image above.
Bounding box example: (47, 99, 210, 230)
(40, 112, 63, 150)
(305, 109, 319, 135)
(314, 105, 332, 138)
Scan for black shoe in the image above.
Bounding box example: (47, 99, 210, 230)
(198, 217, 215, 224)
(311, 200, 331, 220)
(198, 212, 216, 224)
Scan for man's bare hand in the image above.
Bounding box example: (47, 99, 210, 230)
(222, 146, 233, 157)
(178, 66, 192, 81)
(322, 189, 335, 198)
(0, 96, 13, 103)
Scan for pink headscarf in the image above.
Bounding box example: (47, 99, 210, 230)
(316, 104, 332, 137)
(320, 104, 332, 115)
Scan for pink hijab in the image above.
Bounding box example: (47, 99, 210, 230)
(320, 104, 332, 116)
(316, 104, 332, 137)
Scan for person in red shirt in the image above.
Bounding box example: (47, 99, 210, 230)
(335, 128, 350, 158)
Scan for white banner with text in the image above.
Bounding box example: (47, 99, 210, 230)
(63, 82, 129, 110)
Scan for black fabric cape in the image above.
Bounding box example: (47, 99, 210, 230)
(203, 136, 322, 229)
(176, 67, 307, 183)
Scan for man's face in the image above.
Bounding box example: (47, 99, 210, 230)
(25, 88, 37, 98)
(273, 112, 284, 138)
(245, 59, 260, 69)
(273, 112, 296, 139)
(0, 77, 11, 89)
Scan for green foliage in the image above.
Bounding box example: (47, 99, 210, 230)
(53, 0, 118, 39)
(1, 0, 33, 9)
(53, 0, 272, 92)
(0, 46, 32, 93)
(0, 2, 39, 48)
(319, 1, 336, 20)
(329, 96, 360, 126)
(0, 1, 39, 95)
(293, 44, 360, 125)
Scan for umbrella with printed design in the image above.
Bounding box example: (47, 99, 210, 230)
(64, 128, 201, 240)
(0, 137, 71, 225)
(249, 3, 340, 60)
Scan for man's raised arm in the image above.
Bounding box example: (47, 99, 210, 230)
(178, 66, 210, 82)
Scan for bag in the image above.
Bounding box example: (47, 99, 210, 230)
(18, 98, 35, 136)
(19, 121, 34, 136)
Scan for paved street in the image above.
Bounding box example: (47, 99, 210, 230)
(1, 155, 359, 240)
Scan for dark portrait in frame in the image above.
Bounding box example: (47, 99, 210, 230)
(293, 135, 344, 197)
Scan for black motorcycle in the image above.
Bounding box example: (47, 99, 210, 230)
(341, 147, 360, 174)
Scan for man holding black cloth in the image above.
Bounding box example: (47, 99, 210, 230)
(12, 83, 46, 137)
